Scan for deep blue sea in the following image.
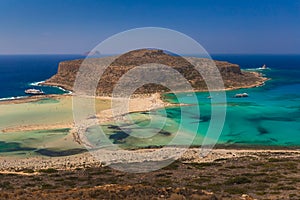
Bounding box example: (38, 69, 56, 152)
(1, 54, 300, 148)
(0, 55, 84, 99)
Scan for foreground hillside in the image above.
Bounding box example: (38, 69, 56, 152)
(0, 151, 299, 199)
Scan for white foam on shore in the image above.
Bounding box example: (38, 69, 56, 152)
(54, 86, 72, 94)
(0, 96, 27, 101)
(244, 67, 271, 71)
(0, 80, 72, 101)
(29, 80, 72, 94)
(29, 80, 45, 86)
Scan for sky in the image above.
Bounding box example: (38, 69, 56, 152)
(0, 0, 299, 54)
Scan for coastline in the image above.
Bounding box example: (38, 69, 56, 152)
(0, 69, 268, 104)
(0, 69, 285, 172)
(0, 79, 72, 102)
(0, 73, 266, 134)
(224, 71, 270, 91)
(0, 94, 70, 105)
(40, 70, 269, 95)
(0, 70, 269, 138)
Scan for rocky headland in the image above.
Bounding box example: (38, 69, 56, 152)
(42, 49, 267, 95)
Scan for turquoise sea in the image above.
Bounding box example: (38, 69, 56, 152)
(0, 54, 300, 155)
(100, 55, 300, 148)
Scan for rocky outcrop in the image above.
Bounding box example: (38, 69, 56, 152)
(43, 49, 266, 95)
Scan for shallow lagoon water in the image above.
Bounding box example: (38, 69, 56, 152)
(108, 84, 300, 148)
(0, 96, 111, 155)
(0, 128, 76, 156)
(98, 55, 300, 148)
(1, 55, 300, 155)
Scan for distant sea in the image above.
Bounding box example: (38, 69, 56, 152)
(0, 55, 84, 100)
(1, 54, 300, 148)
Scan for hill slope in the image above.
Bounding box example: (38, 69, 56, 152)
(43, 49, 267, 95)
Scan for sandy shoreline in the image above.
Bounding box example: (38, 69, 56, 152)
(0, 93, 170, 133)
(0, 72, 280, 172)
(0, 70, 268, 132)
(95, 93, 172, 123)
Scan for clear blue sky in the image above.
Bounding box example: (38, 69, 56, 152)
(0, 0, 299, 54)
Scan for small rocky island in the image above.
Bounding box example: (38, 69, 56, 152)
(43, 49, 267, 95)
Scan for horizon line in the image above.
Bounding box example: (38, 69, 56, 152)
(1, 53, 300, 56)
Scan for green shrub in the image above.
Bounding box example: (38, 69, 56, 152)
(22, 168, 35, 173)
(225, 176, 251, 185)
(38, 168, 58, 173)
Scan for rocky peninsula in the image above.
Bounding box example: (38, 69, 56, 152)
(42, 49, 267, 95)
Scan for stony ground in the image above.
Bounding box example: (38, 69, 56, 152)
(0, 152, 299, 200)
